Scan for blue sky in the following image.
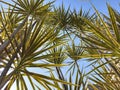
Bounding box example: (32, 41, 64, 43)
(2, 0, 120, 14)
(54, 0, 120, 14)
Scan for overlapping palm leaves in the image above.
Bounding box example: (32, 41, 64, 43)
(51, 4, 71, 30)
(74, 4, 120, 89)
(88, 60, 120, 90)
(1, 0, 120, 90)
(49, 68, 87, 90)
(46, 40, 88, 90)
(0, 0, 73, 89)
(65, 40, 88, 90)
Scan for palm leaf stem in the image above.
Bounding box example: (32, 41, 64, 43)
(0, 43, 22, 89)
(56, 67, 68, 90)
(0, 16, 28, 53)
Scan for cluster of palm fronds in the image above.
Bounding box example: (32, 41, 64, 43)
(0, 0, 120, 90)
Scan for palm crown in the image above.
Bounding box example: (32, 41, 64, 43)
(0, 0, 120, 90)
